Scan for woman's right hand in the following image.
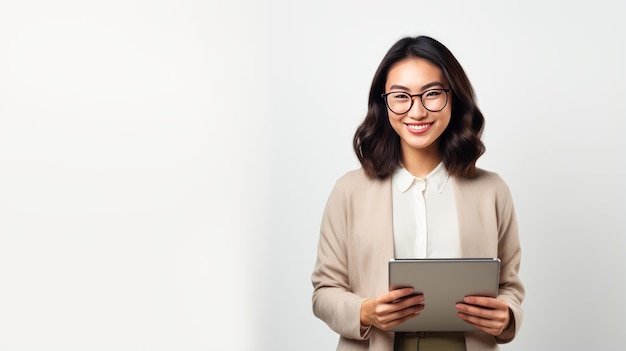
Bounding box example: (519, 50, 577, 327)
(360, 287, 424, 331)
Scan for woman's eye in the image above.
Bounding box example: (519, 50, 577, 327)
(424, 90, 443, 98)
(391, 93, 410, 100)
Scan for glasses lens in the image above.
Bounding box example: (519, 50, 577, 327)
(386, 92, 412, 114)
(422, 89, 448, 112)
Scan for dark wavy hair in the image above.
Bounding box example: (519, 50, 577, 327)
(353, 36, 485, 179)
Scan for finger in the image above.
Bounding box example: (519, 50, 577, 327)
(374, 297, 423, 323)
(384, 287, 418, 303)
(456, 303, 509, 336)
(377, 304, 424, 331)
(457, 310, 501, 328)
(456, 312, 504, 335)
(455, 303, 489, 318)
(463, 296, 507, 310)
(456, 302, 507, 321)
(392, 293, 425, 310)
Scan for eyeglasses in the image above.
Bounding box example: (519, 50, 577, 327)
(381, 88, 451, 114)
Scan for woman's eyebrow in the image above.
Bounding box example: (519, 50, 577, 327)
(388, 82, 445, 92)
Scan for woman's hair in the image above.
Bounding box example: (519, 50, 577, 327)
(353, 35, 485, 179)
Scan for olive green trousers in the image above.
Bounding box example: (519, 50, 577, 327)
(394, 332, 466, 351)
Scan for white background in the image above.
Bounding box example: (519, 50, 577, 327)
(0, 0, 624, 350)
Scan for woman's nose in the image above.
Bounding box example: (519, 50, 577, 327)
(407, 97, 427, 119)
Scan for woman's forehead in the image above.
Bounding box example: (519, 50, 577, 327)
(386, 57, 446, 91)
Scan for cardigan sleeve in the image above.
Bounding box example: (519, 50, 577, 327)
(311, 177, 369, 341)
(493, 178, 525, 343)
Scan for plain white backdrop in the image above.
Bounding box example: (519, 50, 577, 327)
(0, 0, 624, 350)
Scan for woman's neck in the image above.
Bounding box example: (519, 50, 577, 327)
(401, 147, 442, 178)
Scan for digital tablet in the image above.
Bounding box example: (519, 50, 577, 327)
(388, 258, 500, 332)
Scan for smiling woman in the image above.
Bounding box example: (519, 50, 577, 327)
(311, 36, 524, 351)
(383, 57, 453, 176)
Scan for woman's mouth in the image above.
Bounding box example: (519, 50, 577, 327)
(406, 123, 432, 133)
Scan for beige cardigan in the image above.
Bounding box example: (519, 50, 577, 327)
(311, 168, 524, 351)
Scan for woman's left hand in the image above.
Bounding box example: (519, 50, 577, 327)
(455, 296, 511, 336)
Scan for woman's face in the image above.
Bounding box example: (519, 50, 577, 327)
(384, 57, 452, 159)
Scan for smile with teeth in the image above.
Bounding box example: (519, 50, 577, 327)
(406, 123, 432, 131)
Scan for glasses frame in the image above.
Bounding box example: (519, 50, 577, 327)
(381, 88, 452, 114)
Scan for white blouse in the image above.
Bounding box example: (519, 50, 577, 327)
(391, 163, 460, 258)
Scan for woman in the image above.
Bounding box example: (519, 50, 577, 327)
(311, 36, 524, 351)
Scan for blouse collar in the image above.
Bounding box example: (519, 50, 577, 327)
(392, 162, 450, 194)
